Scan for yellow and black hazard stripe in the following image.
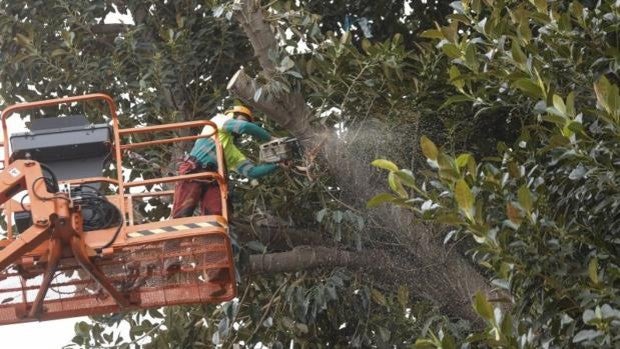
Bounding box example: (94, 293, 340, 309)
(128, 221, 221, 238)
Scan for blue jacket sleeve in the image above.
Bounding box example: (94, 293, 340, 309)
(236, 160, 279, 179)
(222, 119, 271, 141)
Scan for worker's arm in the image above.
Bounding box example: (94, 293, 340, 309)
(236, 160, 279, 179)
(222, 119, 272, 141)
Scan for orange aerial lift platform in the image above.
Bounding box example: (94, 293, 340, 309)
(0, 93, 236, 325)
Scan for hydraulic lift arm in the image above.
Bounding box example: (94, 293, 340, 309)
(0, 159, 131, 318)
(0, 160, 58, 271)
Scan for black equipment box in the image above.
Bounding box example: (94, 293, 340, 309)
(10, 115, 112, 181)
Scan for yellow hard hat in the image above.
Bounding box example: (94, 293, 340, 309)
(225, 105, 253, 121)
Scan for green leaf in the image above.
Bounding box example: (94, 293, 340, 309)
(464, 43, 478, 71)
(441, 21, 458, 42)
(593, 76, 620, 117)
(568, 164, 586, 180)
(549, 134, 570, 146)
(332, 210, 343, 223)
(371, 159, 399, 172)
(388, 172, 408, 198)
(511, 40, 527, 65)
(541, 113, 566, 125)
(440, 95, 473, 109)
(246, 240, 266, 253)
(367, 193, 396, 208)
(149, 309, 164, 318)
(448, 66, 465, 92)
(361, 38, 372, 53)
(279, 56, 295, 72)
(414, 339, 436, 349)
(608, 84, 620, 116)
(566, 91, 576, 116)
(286, 70, 303, 79)
(71, 336, 84, 345)
(394, 169, 416, 187)
(420, 136, 439, 160)
(15, 33, 32, 47)
(588, 258, 599, 284)
(213, 5, 225, 17)
(371, 288, 387, 306)
(501, 313, 514, 337)
(397, 285, 409, 308)
(513, 78, 542, 98)
(473, 291, 494, 321)
(449, 1, 465, 14)
(517, 185, 533, 213)
(441, 334, 456, 349)
(573, 330, 603, 343)
(518, 21, 532, 42)
(467, 155, 477, 176)
(454, 179, 474, 220)
(593, 76, 611, 113)
(50, 48, 67, 57)
(75, 321, 90, 337)
(316, 208, 327, 222)
(176, 14, 185, 28)
(530, 0, 548, 12)
(419, 29, 444, 39)
(455, 153, 472, 168)
(442, 43, 461, 58)
(130, 325, 144, 336)
(552, 94, 566, 115)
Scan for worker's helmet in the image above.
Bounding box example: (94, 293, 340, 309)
(225, 105, 254, 122)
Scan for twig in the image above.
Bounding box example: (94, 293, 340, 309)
(248, 277, 289, 341)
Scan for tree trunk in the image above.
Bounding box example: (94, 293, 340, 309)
(227, 0, 499, 323)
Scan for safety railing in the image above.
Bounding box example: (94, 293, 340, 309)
(115, 120, 228, 223)
(0, 94, 237, 324)
(1, 93, 229, 233)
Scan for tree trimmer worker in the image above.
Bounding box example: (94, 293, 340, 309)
(171, 105, 280, 218)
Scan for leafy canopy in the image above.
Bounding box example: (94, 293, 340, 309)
(373, 0, 620, 347)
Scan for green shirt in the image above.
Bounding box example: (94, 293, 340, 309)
(189, 114, 278, 178)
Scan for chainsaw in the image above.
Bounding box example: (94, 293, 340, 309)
(259, 137, 301, 163)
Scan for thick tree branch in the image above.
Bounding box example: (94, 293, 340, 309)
(227, 69, 314, 141)
(228, 0, 318, 147)
(90, 24, 131, 35)
(247, 246, 378, 274)
(233, 0, 278, 73)
(233, 218, 322, 250)
(245, 245, 500, 324)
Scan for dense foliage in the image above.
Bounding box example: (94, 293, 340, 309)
(0, 1, 457, 348)
(372, 0, 620, 347)
(1, 0, 617, 347)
